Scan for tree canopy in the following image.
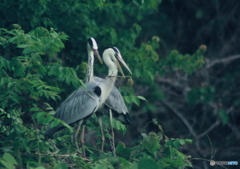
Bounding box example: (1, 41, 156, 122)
(1, 0, 239, 168)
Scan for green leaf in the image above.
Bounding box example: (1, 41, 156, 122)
(50, 119, 60, 128)
(161, 158, 176, 167)
(184, 139, 193, 144)
(22, 47, 33, 55)
(131, 96, 140, 106)
(179, 139, 185, 145)
(219, 109, 229, 125)
(0, 57, 10, 70)
(137, 96, 147, 101)
(48, 116, 72, 133)
(30, 107, 41, 112)
(14, 63, 25, 77)
(3, 153, 17, 165)
(0, 153, 18, 169)
(34, 27, 49, 37)
(53, 162, 68, 169)
(0, 160, 14, 169)
(116, 143, 131, 159)
(17, 44, 30, 48)
(142, 132, 160, 156)
(138, 158, 159, 169)
(124, 96, 131, 104)
(173, 140, 181, 149)
(93, 164, 108, 169)
(54, 39, 65, 48)
(35, 167, 45, 169)
(10, 58, 18, 70)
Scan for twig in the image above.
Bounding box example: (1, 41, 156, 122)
(33, 152, 78, 157)
(160, 100, 196, 137)
(228, 123, 240, 139)
(206, 55, 240, 68)
(196, 120, 220, 139)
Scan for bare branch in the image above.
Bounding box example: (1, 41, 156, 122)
(228, 123, 240, 139)
(160, 100, 196, 137)
(206, 55, 240, 68)
(196, 120, 220, 139)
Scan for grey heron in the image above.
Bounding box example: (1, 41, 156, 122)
(78, 38, 132, 157)
(74, 37, 103, 155)
(93, 51, 132, 156)
(44, 46, 131, 157)
(84, 38, 132, 156)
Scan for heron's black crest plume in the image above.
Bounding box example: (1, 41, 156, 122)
(103, 46, 119, 52)
(87, 38, 94, 48)
(112, 47, 119, 53)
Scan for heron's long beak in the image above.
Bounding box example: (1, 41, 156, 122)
(93, 49, 103, 64)
(115, 55, 132, 77)
(116, 60, 125, 78)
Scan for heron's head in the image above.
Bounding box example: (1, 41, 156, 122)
(103, 47, 132, 77)
(87, 37, 102, 64)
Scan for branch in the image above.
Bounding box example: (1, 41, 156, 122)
(196, 120, 220, 139)
(160, 100, 196, 137)
(206, 55, 240, 68)
(227, 123, 240, 139)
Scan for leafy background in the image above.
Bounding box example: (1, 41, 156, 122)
(0, 0, 240, 168)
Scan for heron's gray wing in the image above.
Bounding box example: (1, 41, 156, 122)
(55, 82, 100, 124)
(45, 82, 100, 138)
(94, 76, 131, 125)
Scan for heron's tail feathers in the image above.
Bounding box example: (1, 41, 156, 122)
(116, 113, 132, 125)
(44, 127, 58, 139)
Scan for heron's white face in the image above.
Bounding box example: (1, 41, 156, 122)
(102, 48, 119, 66)
(103, 47, 132, 77)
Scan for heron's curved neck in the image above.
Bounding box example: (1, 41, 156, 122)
(107, 66, 118, 78)
(86, 50, 94, 83)
(98, 60, 118, 105)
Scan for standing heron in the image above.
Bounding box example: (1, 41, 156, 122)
(44, 47, 132, 157)
(85, 38, 132, 156)
(93, 49, 132, 157)
(74, 37, 102, 155)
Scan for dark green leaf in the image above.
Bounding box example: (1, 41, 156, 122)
(219, 109, 229, 125)
(116, 143, 131, 159)
(137, 96, 147, 101)
(3, 153, 17, 165)
(138, 158, 159, 169)
(14, 63, 25, 77)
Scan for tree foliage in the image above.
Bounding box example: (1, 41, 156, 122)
(1, 0, 239, 168)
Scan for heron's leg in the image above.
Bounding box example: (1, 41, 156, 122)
(109, 109, 116, 157)
(98, 116, 105, 151)
(80, 124, 86, 157)
(75, 120, 83, 152)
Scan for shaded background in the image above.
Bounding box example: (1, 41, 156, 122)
(1, 0, 240, 168)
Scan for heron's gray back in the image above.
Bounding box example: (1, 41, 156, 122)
(45, 82, 101, 138)
(55, 82, 100, 125)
